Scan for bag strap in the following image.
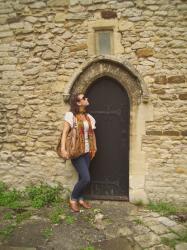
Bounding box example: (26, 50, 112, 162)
(72, 114, 77, 128)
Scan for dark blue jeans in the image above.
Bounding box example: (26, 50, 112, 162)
(70, 152, 91, 201)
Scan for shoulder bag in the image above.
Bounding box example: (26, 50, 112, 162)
(56, 115, 82, 160)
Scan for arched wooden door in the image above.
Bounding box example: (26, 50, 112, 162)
(84, 76, 130, 200)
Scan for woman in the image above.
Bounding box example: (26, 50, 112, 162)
(61, 93, 97, 212)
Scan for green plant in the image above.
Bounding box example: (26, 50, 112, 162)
(161, 229, 187, 248)
(65, 215, 75, 225)
(16, 211, 32, 224)
(3, 212, 14, 220)
(49, 206, 65, 224)
(93, 208, 102, 214)
(0, 187, 25, 209)
(133, 218, 144, 225)
(49, 211, 61, 224)
(80, 246, 97, 250)
(147, 201, 177, 216)
(0, 224, 16, 239)
(41, 227, 53, 239)
(0, 181, 7, 193)
(25, 183, 62, 208)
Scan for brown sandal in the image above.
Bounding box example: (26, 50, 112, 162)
(69, 200, 80, 212)
(78, 200, 92, 209)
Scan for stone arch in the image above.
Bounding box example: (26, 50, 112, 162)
(63, 55, 149, 104)
(63, 55, 152, 203)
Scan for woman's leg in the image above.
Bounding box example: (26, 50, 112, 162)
(70, 153, 91, 201)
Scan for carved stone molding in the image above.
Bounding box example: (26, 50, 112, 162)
(63, 55, 149, 105)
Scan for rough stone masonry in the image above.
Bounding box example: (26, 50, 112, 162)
(0, 0, 186, 204)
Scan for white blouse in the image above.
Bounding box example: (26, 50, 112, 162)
(64, 112, 96, 153)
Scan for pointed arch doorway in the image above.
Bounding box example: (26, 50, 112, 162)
(64, 56, 151, 203)
(83, 76, 130, 200)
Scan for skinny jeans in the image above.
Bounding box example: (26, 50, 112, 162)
(70, 152, 91, 201)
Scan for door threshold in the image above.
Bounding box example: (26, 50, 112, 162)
(83, 195, 129, 201)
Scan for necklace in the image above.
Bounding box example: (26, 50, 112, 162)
(77, 113, 86, 121)
(79, 106, 86, 114)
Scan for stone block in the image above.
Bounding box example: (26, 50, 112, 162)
(146, 131, 162, 135)
(69, 0, 79, 5)
(22, 41, 36, 48)
(80, 0, 92, 5)
(152, 89, 165, 95)
(147, 5, 159, 11)
(29, 2, 46, 8)
(122, 8, 142, 17)
(154, 75, 167, 84)
(10, 22, 24, 29)
(134, 232, 160, 248)
(0, 31, 13, 38)
(24, 16, 38, 23)
(170, 224, 187, 234)
(70, 43, 87, 51)
(0, 65, 16, 71)
(175, 243, 187, 250)
(119, 21, 134, 31)
(0, 24, 10, 31)
(117, 226, 133, 236)
(101, 10, 117, 19)
(179, 94, 187, 100)
(42, 50, 59, 59)
(0, 15, 8, 25)
(175, 167, 187, 174)
(130, 189, 149, 204)
(3, 71, 23, 79)
(66, 13, 89, 20)
(148, 245, 171, 250)
(18, 107, 33, 118)
(162, 131, 180, 136)
(136, 48, 154, 57)
(133, 224, 151, 235)
(7, 14, 22, 23)
(0, 8, 13, 14)
(157, 217, 177, 227)
(181, 130, 187, 136)
(155, 11, 168, 16)
(62, 31, 72, 39)
(20, 0, 36, 3)
(149, 224, 170, 235)
(161, 232, 178, 240)
(48, 0, 69, 7)
(168, 75, 185, 83)
(24, 67, 40, 75)
(23, 22, 33, 33)
(55, 13, 66, 22)
(0, 44, 17, 52)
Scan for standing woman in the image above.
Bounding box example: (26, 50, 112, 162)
(61, 93, 97, 212)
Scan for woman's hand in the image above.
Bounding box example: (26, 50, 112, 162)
(61, 148, 69, 159)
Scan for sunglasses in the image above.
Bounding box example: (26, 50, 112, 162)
(79, 96, 87, 101)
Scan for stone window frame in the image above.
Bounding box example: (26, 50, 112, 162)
(95, 29, 114, 55)
(88, 19, 124, 56)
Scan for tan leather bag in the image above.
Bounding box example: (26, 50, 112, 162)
(56, 115, 83, 160)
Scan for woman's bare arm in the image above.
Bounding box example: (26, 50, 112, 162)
(93, 130, 97, 151)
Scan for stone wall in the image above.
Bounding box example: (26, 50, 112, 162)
(0, 0, 186, 204)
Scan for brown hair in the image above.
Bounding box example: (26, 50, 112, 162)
(69, 93, 87, 115)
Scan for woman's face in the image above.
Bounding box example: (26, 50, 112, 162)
(77, 94, 89, 107)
